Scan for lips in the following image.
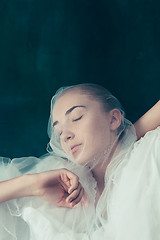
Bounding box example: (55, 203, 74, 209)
(70, 144, 81, 153)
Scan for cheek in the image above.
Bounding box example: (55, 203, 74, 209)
(84, 118, 110, 147)
(60, 139, 70, 154)
(82, 119, 101, 144)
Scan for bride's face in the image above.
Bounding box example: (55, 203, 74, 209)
(52, 90, 113, 165)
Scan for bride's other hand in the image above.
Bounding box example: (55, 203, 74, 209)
(34, 168, 85, 208)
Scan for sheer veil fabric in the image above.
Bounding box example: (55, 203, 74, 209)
(0, 84, 160, 240)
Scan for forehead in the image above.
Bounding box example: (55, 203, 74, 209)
(53, 91, 88, 113)
(52, 90, 99, 120)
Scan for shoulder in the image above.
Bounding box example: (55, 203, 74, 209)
(129, 127, 160, 170)
(118, 127, 160, 192)
(134, 126, 160, 152)
(143, 126, 160, 138)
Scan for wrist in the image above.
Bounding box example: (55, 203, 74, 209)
(28, 173, 46, 197)
(25, 173, 42, 197)
(18, 174, 37, 197)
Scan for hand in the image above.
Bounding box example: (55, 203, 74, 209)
(33, 168, 86, 208)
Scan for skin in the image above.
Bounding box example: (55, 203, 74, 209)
(52, 90, 160, 200)
(52, 90, 122, 196)
(134, 100, 160, 140)
(0, 168, 85, 208)
(0, 92, 159, 207)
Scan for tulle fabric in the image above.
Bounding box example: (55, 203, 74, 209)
(0, 155, 97, 240)
(46, 84, 128, 164)
(0, 127, 160, 239)
(97, 126, 160, 240)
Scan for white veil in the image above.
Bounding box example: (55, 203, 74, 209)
(0, 83, 138, 239)
(45, 83, 138, 234)
(46, 83, 137, 170)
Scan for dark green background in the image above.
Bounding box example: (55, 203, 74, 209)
(0, 0, 159, 158)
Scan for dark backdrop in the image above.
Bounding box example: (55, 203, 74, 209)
(0, 0, 159, 158)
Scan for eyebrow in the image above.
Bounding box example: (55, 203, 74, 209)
(52, 105, 86, 128)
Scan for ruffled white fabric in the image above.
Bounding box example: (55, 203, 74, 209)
(0, 127, 160, 240)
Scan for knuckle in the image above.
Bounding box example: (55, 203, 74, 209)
(61, 168, 67, 171)
(74, 198, 79, 204)
(60, 168, 65, 173)
(74, 189, 79, 195)
(75, 175, 79, 181)
(72, 190, 79, 197)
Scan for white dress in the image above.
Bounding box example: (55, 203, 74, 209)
(0, 127, 160, 240)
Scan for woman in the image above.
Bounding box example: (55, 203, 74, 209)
(0, 83, 160, 239)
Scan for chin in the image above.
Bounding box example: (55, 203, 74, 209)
(71, 147, 93, 166)
(76, 155, 92, 167)
(72, 154, 88, 166)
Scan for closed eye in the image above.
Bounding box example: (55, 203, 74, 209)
(59, 115, 83, 136)
(73, 115, 83, 122)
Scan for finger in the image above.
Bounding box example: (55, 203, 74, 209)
(60, 173, 72, 194)
(60, 169, 72, 189)
(60, 169, 79, 193)
(58, 199, 74, 208)
(65, 171, 79, 194)
(72, 187, 84, 206)
(66, 183, 81, 203)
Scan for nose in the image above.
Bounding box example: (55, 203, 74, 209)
(62, 130, 75, 143)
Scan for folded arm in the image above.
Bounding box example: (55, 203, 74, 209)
(134, 100, 160, 140)
(0, 168, 85, 207)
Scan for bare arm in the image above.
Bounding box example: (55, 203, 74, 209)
(134, 100, 160, 140)
(0, 168, 85, 207)
(0, 174, 33, 203)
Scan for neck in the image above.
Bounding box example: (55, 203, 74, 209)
(91, 139, 119, 195)
(91, 162, 108, 195)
